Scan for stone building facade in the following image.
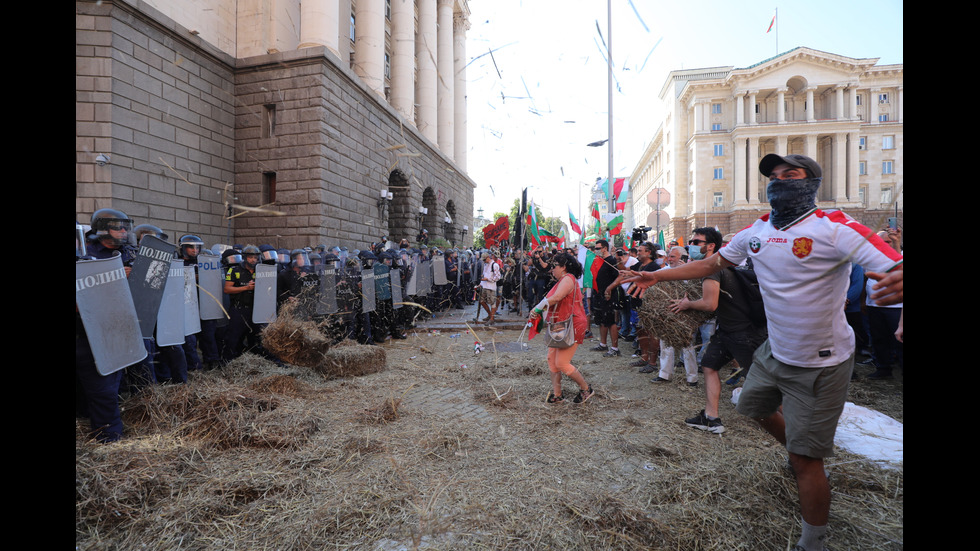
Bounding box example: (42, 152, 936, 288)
(76, 0, 475, 250)
(628, 47, 903, 242)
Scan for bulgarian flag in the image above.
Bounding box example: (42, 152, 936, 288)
(526, 200, 543, 248)
(600, 177, 629, 212)
(568, 208, 582, 235)
(606, 211, 625, 236)
(581, 249, 603, 291)
(766, 10, 776, 33)
(590, 201, 603, 237)
(557, 225, 567, 247)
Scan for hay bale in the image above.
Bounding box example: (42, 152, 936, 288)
(313, 340, 386, 379)
(261, 301, 332, 367)
(635, 279, 716, 349)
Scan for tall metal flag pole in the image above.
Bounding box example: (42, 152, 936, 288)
(767, 7, 778, 55)
(607, 0, 616, 218)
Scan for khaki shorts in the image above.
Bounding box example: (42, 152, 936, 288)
(735, 340, 854, 458)
(478, 287, 497, 305)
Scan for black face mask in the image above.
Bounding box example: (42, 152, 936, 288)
(767, 177, 821, 229)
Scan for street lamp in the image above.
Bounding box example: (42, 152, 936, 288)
(442, 215, 454, 243)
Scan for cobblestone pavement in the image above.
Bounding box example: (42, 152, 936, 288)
(395, 300, 716, 479)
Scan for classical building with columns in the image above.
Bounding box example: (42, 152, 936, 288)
(627, 47, 903, 242)
(76, 0, 475, 249)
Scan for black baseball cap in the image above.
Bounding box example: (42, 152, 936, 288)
(759, 154, 822, 179)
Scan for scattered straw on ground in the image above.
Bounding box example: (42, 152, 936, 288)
(78, 327, 903, 550)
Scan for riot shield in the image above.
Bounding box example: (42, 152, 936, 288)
(361, 267, 376, 313)
(128, 234, 175, 338)
(156, 260, 187, 347)
(252, 263, 278, 324)
(432, 255, 448, 285)
(391, 268, 403, 309)
(197, 253, 226, 321)
(375, 262, 392, 301)
(417, 259, 432, 296)
(76, 255, 147, 375)
(316, 263, 339, 315)
(404, 253, 419, 296)
(183, 265, 202, 335)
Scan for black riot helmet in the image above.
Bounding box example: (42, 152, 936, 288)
(90, 208, 135, 248)
(258, 244, 278, 265)
(358, 249, 377, 268)
(241, 244, 261, 268)
(289, 248, 312, 271)
(134, 224, 168, 244)
(321, 252, 339, 267)
(221, 248, 242, 267)
(179, 234, 204, 259)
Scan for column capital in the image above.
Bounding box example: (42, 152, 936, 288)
(454, 12, 470, 31)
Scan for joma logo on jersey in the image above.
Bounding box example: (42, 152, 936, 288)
(792, 237, 814, 259)
(767, 237, 788, 243)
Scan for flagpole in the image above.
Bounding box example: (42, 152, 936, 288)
(607, 0, 616, 223)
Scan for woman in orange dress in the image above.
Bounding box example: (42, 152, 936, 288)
(529, 253, 594, 404)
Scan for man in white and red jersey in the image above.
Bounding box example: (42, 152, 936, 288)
(623, 154, 903, 551)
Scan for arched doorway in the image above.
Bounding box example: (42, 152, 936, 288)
(445, 200, 458, 246)
(421, 186, 438, 244)
(388, 168, 410, 242)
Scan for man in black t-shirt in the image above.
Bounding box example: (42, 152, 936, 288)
(670, 228, 767, 434)
(591, 239, 623, 357)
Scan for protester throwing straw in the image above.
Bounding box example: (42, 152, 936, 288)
(527, 252, 594, 404)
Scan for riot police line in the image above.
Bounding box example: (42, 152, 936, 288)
(76, 208, 486, 443)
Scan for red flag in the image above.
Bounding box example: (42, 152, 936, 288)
(482, 216, 510, 247)
(527, 315, 545, 340)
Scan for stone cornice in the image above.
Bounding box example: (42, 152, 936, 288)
(727, 118, 865, 139)
(79, 0, 237, 70)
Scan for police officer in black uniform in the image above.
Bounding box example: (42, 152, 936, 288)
(76, 209, 136, 442)
(222, 244, 261, 361)
(177, 234, 205, 372)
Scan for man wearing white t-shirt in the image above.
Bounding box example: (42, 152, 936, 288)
(474, 252, 501, 327)
(624, 154, 903, 551)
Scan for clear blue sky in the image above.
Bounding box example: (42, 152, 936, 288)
(463, 0, 903, 223)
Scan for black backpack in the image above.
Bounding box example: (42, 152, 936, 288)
(725, 264, 767, 328)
